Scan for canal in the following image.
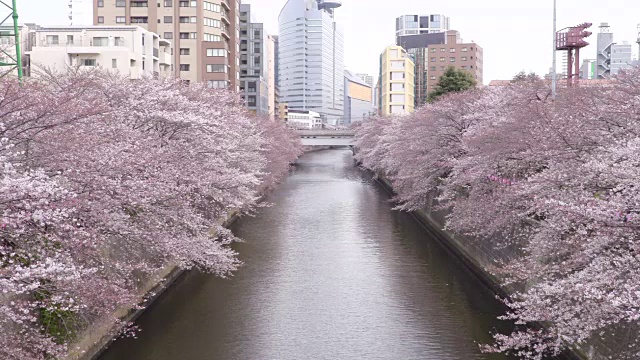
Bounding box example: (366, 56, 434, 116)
(100, 149, 512, 360)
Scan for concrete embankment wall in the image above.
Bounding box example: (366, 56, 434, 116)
(371, 173, 637, 360)
(68, 211, 241, 360)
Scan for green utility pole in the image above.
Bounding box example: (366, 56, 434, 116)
(0, 0, 22, 81)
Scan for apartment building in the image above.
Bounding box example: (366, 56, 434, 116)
(426, 30, 483, 92)
(26, 26, 171, 79)
(239, 3, 269, 115)
(94, 0, 240, 90)
(379, 45, 415, 116)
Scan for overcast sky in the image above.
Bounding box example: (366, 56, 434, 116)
(21, 0, 640, 83)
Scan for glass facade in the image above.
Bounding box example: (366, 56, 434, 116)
(278, 0, 344, 122)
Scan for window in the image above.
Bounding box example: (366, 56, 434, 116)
(130, 17, 148, 23)
(190, 32, 197, 39)
(164, 0, 172, 6)
(440, 66, 445, 71)
(449, 48, 456, 53)
(115, 37, 124, 46)
(180, 64, 190, 71)
(204, 1, 220, 12)
(112, 59, 117, 68)
(97, 0, 104, 6)
(179, 1, 189, 6)
(179, 16, 190, 23)
(97, 16, 104, 23)
(93, 37, 108, 46)
(207, 64, 227, 73)
(440, 57, 445, 62)
(207, 80, 227, 89)
(130, 1, 149, 7)
(461, 47, 468, 52)
(430, 48, 436, 53)
(81, 59, 96, 66)
(390, 83, 404, 91)
(440, 48, 445, 52)
(164, 16, 172, 23)
(390, 94, 405, 103)
(116, 16, 126, 23)
(179, 48, 190, 55)
(207, 48, 226, 57)
(461, 56, 467, 61)
(116, 0, 126, 7)
(430, 75, 436, 80)
(204, 33, 221, 42)
(430, 57, 436, 62)
(390, 72, 404, 80)
(430, 66, 436, 71)
(450, 57, 455, 62)
(190, 16, 197, 23)
(66, 35, 73, 45)
(164, 32, 173, 39)
(204, 18, 220, 28)
(190, 0, 197, 6)
(179, 32, 189, 39)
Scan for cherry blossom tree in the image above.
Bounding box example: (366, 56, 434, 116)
(353, 68, 640, 359)
(0, 70, 301, 359)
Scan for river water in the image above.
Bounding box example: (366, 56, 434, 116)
(100, 149, 512, 360)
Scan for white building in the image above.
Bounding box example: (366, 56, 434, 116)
(611, 41, 633, 75)
(27, 26, 171, 79)
(69, 0, 93, 26)
(395, 14, 450, 38)
(287, 109, 323, 129)
(278, 0, 344, 122)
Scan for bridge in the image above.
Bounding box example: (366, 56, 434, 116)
(295, 130, 355, 146)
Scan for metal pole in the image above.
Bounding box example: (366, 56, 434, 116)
(551, 0, 557, 98)
(11, 0, 22, 82)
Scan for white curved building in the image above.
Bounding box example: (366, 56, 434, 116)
(278, 0, 344, 123)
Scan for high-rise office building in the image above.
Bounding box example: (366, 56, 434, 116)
(378, 45, 415, 116)
(278, 0, 344, 122)
(94, 0, 240, 90)
(70, 0, 93, 25)
(395, 14, 449, 38)
(239, 3, 269, 115)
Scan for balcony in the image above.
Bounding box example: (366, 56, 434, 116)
(221, 23, 230, 40)
(37, 39, 127, 51)
(221, 10, 231, 25)
(221, 0, 230, 11)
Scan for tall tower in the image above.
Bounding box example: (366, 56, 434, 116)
(278, 0, 344, 124)
(596, 23, 613, 79)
